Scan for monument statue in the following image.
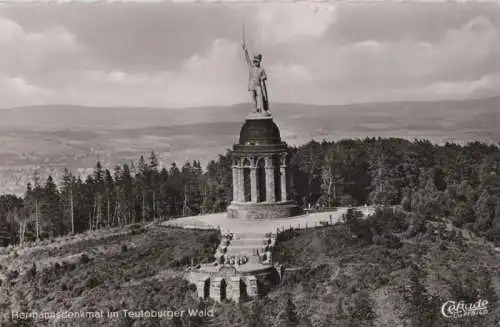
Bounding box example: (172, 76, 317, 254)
(242, 27, 270, 115)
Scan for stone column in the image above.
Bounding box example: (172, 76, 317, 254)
(232, 164, 238, 202)
(237, 160, 245, 202)
(265, 157, 275, 203)
(250, 159, 259, 203)
(280, 154, 288, 202)
(280, 165, 287, 202)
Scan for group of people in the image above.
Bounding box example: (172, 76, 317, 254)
(217, 232, 278, 266)
(224, 254, 249, 266)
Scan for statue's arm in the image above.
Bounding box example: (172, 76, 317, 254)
(242, 44, 251, 67)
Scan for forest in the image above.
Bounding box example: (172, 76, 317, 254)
(1, 137, 500, 246)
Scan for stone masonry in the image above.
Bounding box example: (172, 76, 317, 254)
(226, 111, 299, 220)
(187, 230, 279, 303)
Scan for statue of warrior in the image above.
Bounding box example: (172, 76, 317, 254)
(241, 30, 269, 114)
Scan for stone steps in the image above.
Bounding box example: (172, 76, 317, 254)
(227, 244, 262, 250)
(214, 231, 275, 264)
(225, 251, 253, 257)
(225, 245, 270, 256)
(233, 232, 269, 239)
(225, 233, 273, 256)
(230, 238, 268, 247)
(228, 244, 265, 251)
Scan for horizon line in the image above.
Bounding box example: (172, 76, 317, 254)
(3, 94, 499, 111)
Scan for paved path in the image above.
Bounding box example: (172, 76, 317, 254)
(162, 206, 376, 234)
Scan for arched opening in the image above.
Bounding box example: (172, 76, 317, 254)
(257, 158, 266, 202)
(243, 168, 251, 202)
(243, 158, 251, 202)
(220, 279, 227, 301)
(273, 157, 281, 202)
(204, 278, 210, 299)
(240, 279, 248, 300)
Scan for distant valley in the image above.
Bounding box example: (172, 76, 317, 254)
(0, 96, 499, 194)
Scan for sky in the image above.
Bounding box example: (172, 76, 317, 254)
(0, 1, 499, 108)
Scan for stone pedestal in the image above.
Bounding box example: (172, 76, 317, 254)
(227, 201, 299, 220)
(228, 276, 241, 302)
(187, 264, 280, 301)
(264, 250, 272, 264)
(246, 111, 272, 120)
(228, 113, 300, 220)
(210, 277, 223, 302)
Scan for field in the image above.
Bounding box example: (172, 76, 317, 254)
(0, 96, 499, 194)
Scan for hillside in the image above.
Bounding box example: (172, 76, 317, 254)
(0, 96, 499, 194)
(271, 208, 500, 327)
(0, 224, 221, 327)
(0, 209, 498, 327)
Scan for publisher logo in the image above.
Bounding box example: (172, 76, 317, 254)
(441, 299, 488, 319)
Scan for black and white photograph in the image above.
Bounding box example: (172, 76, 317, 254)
(0, 0, 499, 326)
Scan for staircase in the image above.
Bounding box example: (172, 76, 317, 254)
(215, 232, 276, 266)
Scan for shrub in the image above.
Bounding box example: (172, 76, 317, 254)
(129, 224, 146, 235)
(121, 244, 128, 252)
(6, 270, 19, 281)
(374, 234, 403, 249)
(85, 275, 102, 289)
(26, 262, 37, 279)
(80, 253, 91, 264)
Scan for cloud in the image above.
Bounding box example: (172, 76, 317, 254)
(59, 38, 247, 107)
(0, 18, 79, 50)
(2, 0, 498, 2)
(378, 73, 500, 103)
(269, 63, 314, 85)
(0, 18, 83, 107)
(292, 15, 500, 102)
(2, 77, 48, 95)
(253, 3, 337, 44)
(0, 76, 54, 107)
(417, 73, 500, 98)
(0, 18, 83, 81)
(0, 3, 499, 108)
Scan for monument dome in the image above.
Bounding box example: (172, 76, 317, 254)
(238, 116, 281, 146)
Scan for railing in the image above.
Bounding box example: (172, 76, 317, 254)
(303, 206, 339, 214)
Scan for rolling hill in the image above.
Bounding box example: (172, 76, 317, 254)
(0, 96, 498, 194)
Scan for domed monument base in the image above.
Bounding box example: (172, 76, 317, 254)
(227, 201, 299, 220)
(228, 111, 299, 220)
